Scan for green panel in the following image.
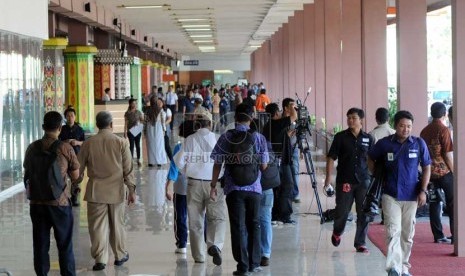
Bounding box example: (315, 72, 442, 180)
(131, 63, 142, 111)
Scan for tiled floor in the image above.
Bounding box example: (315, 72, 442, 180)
(0, 158, 388, 276)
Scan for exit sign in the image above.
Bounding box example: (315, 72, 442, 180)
(183, 60, 199, 66)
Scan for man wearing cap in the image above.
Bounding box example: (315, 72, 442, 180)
(174, 109, 226, 266)
(420, 102, 454, 244)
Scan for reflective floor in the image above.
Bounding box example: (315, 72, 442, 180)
(0, 157, 388, 276)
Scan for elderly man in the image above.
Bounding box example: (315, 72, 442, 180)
(78, 111, 136, 271)
(174, 109, 226, 265)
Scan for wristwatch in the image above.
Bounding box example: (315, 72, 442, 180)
(420, 189, 428, 195)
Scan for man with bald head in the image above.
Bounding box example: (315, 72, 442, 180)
(78, 111, 136, 271)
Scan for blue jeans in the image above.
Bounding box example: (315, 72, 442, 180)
(292, 147, 300, 199)
(30, 204, 75, 276)
(260, 189, 274, 258)
(174, 193, 188, 248)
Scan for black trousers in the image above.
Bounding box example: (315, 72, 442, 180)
(127, 131, 141, 160)
(226, 191, 261, 272)
(429, 172, 454, 240)
(333, 181, 369, 248)
(30, 204, 75, 276)
(272, 164, 294, 221)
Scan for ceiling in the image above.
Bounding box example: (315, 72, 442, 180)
(96, 0, 447, 57)
(96, 0, 314, 57)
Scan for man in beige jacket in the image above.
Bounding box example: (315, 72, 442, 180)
(78, 111, 136, 271)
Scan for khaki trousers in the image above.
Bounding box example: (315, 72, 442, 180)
(87, 202, 127, 263)
(187, 179, 227, 262)
(382, 194, 417, 275)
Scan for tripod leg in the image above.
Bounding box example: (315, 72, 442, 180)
(301, 148, 325, 224)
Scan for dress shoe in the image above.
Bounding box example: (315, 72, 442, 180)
(260, 256, 270, 266)
(387, 268, 399, 276)
(233, 271, 251, 276)
(92, 263, 106, 271)
(208, 245, 222, 266)
(114, 253, 129, 266)
(356, 246, 369, 253)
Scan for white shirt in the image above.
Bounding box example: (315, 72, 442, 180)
(174, 128, 222, 180)
(193, 92, 203, 101)
(166, 91, 178, 105)
(369, 122, 395, 144)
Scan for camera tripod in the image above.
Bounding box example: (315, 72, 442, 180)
(295, 127, 325, 224)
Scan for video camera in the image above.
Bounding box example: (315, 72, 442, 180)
(294, 87, 312, 136)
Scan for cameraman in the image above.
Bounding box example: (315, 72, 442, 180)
(262, 99, 297, 224)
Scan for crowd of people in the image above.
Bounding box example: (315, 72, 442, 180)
(22, 81, 456, 276)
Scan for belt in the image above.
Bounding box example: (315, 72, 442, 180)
(188, 177, 212, 182)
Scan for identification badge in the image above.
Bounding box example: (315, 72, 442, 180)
(409, 153, 417, 158)
(342, 183, 351, 193)
(362, 138, 369, 142)
(387, 153, 394, 161)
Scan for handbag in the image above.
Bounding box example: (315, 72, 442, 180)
(260, 151, 281, 190)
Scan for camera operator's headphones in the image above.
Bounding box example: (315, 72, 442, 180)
(323, 184, 335, 197)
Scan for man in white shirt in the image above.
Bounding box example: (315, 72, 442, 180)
(165, 85, 178, 132)
(174, 109, 226, 266)
(193, 87, 203, 101)
(369, 107, 395, 144)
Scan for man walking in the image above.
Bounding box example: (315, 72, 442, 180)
(78, 111, 136, 271)
(174, 109, 226, 265)
(370, 107, 395, 144)
(368, 110, 431, 276)
(166, 84, 178, 132)
(324, 108, 373, 253)
(211, 103, 269, 275)
(420, 102, 454, 243)
(24, 111, 80, 276)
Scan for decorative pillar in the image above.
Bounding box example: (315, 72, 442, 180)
(43, 38, 67, 113)
(64, 46, 98, 132)
(141, 60, 152, 97)
(130, 57, 142, 110)
(94, 63, 114, 100)
(115, 64, 131, 99)
(150, 62, 157, 87)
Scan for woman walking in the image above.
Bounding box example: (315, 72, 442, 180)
(124, 98, 144, 166)
(145, 97, 168, 167)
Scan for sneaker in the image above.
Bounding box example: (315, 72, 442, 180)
(271, 221, 278, 226)
(175, 247, 187, 254)
(207, 245, 222, 266)
(249, 267, 263, 272)
(434, 237, 451, 244)
(260, 256, 270, 267)
(356, 246, 369, 253)
(331, 233, 341, 247)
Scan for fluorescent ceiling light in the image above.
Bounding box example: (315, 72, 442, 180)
(214, 70, 233, 74)
(178, 18, 209, 22)
(199, 46, 215, 50)
(193, 40, 214, 43)
(250, 45, 261, 48)
(118, 5, 164, 9)
(185, 28, 212, 32)
(182, 24, 211, 28)
(200, 49, 216, 52)
(189, 34, 213, 38)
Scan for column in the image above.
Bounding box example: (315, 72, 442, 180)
(43, 37, 67, 113)
(130, 57, 142, 110)
(362, 0, 388, 131)
(396, 0, 428, 133)
(452, 0, 465, 257)
(314, 0, 326, 132)
(325, 0, 343, 132)
(141, 60, 152, 97)
(64, 46, 98, 132)
(303, 4, 316, 125)
(94, 63, 114, 100)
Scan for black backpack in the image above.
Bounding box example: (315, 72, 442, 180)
(227, 129, 260, 186)
(24, 140, 66, 201)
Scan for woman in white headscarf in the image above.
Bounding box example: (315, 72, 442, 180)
(145, 96, 168, 167)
